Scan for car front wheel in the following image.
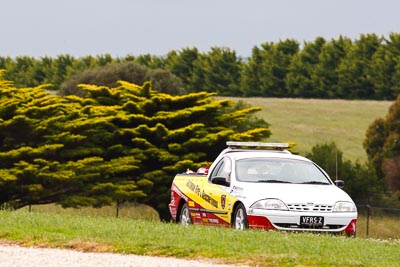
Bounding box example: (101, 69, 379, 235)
(179, 203, 192, 226)
(232, 203, 248, 230)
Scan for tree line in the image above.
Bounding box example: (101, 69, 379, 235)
(2, 33, 400, 100)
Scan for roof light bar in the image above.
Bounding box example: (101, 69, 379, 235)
(226, 141, 289, 149)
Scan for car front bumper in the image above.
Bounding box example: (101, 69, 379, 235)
(247, 209, 357, 234)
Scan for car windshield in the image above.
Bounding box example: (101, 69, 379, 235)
(235, 158, 330, 184)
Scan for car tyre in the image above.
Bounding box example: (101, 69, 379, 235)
(232, 203, 248, 230)
(179, 203, 192, 226)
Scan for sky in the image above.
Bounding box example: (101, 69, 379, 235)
(1, 0, 400, 58)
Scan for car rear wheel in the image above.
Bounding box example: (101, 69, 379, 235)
(179, 203, 192, 226)
(232, 203, 248, 230)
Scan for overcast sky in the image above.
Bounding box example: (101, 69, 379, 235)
(1, 0, 400, 58)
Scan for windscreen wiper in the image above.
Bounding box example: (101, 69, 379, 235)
(301, 181, 330, 185)
(257, 179, 292, 183)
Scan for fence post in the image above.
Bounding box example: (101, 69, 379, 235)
(116, 202, 120, 218)
(366, 204, 370, 238)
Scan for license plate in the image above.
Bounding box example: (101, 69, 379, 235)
(300, 216, 324, 227)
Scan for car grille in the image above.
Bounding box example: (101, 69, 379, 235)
(287, 203, 333, 212)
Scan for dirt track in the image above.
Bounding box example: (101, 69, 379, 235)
(0, 244, 248, 267)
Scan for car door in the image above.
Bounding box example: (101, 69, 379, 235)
(201, 156, 235, 225)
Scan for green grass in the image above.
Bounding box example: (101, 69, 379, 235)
(1, 211, 399, 267)
(18, 203, 400, 240)
(19, 203, 159, 220)
(224, 97, 392, 162)
(17, 203, 400, 240)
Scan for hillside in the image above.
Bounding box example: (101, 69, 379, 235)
(224, 97, 392, 162)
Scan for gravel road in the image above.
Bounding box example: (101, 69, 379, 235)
(0, 244, 248, 267)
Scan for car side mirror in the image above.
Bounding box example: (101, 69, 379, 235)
(211, 176, 230, 187)
(335, 180, 344, 188)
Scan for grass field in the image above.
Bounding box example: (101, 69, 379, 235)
(224, 97, 392, 162)
(17, 203, 400, 240)
(19, 203, 160, 221)
(1, 210, 399, 267)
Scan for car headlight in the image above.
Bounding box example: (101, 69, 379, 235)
(250, 199, 288, 211)
(333, 201, 357, 212)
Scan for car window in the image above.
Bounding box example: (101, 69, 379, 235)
(210, 157, 232, 181)
(235, 158, 330, 184)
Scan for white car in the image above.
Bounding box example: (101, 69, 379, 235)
(169, 142, 358, 236)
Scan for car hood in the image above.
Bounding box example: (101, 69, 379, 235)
(231, 182, 354, 207)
